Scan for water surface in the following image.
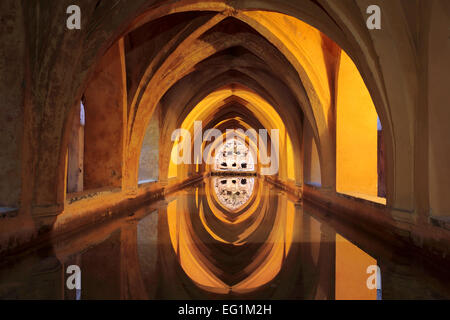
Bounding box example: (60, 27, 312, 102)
(1, 178, 449, 300)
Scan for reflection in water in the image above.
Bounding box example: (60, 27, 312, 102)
(213, 177, 254, 211)
(0, 178, 450, 299)
(167, 176, 296, 295)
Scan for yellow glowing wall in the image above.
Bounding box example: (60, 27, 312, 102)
(243, 11, 334, 116)
(335, 234, 377, 300)
(336, 52, 378, 197)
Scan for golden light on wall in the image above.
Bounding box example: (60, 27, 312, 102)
(336, 51, 385, 204)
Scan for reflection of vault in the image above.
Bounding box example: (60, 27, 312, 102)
(165, 183, 297, 294)
(213, 177, 254, 212)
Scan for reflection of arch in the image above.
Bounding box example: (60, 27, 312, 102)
(204, 177, 263, 229)
(164, 183, 298, 294)
(155, 183, 341, 299)
(213, 177, 255, 212)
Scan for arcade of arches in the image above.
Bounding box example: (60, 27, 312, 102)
(0, 0, 450, 299)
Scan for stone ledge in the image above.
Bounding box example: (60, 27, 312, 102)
(32, 203, 64, 217)
(138, 179, 157, 188)
(305, 182, 322, 189)
(336, 191, 387, 206)
(430, 216, 450, 231)
(210, 171, 258, 177)
(264, 176, 302, 200)
(66, 187, 121, 204)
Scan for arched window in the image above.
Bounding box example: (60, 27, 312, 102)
(336, 52, 386, 204)
(138, 107, 160, 184)
(214, 137, 255, 172)
(66, 100, 85, 194)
